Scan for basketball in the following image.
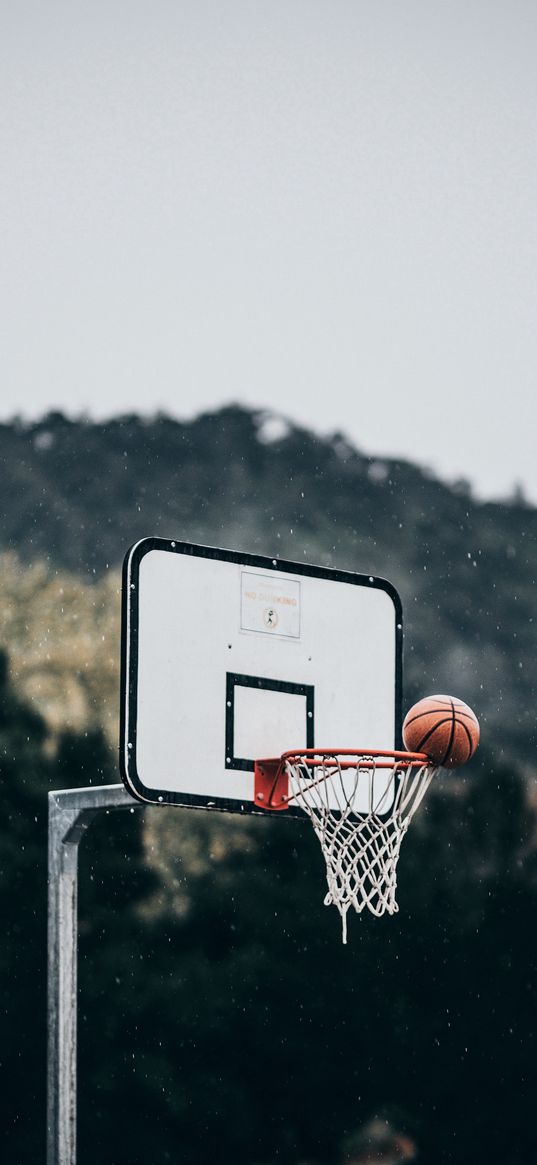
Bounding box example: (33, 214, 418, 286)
(402, 694, 480, 768)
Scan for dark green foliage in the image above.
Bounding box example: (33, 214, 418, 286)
(72, 756, 537, 1165)
(2, 407, 537, 1161)
(1, 405, 536, 765)
(0, 652, 155, 1161)
(0, 649, 50, 1159)
(1, 651, 537, 1162)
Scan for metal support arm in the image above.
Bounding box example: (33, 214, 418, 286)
(47, 784, 142, 1165)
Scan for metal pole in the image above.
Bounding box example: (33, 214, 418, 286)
(47, 784, 141, 1165)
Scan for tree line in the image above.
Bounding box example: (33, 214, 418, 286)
(1, 648, 537, 1164)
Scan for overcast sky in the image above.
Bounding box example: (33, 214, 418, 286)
(1, 1, 536, 501)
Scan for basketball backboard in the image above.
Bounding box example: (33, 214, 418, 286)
(120, 539, 403, 814)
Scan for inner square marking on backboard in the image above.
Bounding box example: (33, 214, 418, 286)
(226, 673, 314, 771)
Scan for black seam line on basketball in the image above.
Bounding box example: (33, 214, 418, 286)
(427, 700, 475, 718)
(405, 710, 448, 728)
(415, 717, 455, 752)
(410, 708, 456, 726)
(405, 709, 476, 727)
(460, 720, 474, 758)
(439, 701, 457, 766)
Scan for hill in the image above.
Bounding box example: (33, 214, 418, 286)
(0, 405, 535, 765)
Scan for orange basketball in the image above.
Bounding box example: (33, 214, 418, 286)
(402, 694, 480, 769)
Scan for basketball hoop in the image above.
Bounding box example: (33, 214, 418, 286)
(254, 749, 438, 943)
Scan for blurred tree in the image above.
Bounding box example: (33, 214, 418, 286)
(77, 754, 537, 1165)
(2, 648, 537, 1165)
(0, 648, 51, 1160)
(0, 651, 154, 1163)
(2, 406, 537, 767)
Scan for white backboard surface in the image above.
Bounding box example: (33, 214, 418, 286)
(120, 539, 403, 814)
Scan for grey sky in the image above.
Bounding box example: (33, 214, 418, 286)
(1, 1, 536, 501)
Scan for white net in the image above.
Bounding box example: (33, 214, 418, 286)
(284, 752, 437, 943)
